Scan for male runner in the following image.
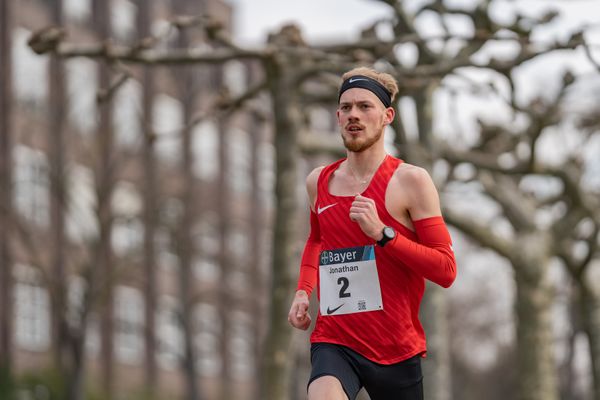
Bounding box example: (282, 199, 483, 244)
(288, 67, 457, 400)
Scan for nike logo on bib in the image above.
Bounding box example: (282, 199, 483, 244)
(317, 203, 338, 214)
(326, 304, 344, 315)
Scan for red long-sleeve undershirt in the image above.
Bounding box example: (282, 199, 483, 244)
(387, 216, 456, 288)
(296, 210, 321, 296)
(296, 212, 456, 296)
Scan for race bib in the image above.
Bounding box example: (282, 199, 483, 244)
(319, 245, 383, 316)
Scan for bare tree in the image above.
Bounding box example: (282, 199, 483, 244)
(442, 72, 598, 400)
(91, 0, 117, 397)
(171, 2, 203, 399)
(248, 104, 268, 400)
(216, 111, 234, 400)
(135, 0, 159, 393)
(46, 0, 71, 388)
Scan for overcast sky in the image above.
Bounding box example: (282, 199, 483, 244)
(226, 0, 390, 44)
(226, 0, 600, 46)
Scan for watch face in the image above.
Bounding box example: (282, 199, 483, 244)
(383, 227, 395, 239)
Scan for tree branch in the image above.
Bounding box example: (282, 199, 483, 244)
(443, 206, 514, 260)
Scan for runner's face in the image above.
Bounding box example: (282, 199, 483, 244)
(337, 88, 392, 153)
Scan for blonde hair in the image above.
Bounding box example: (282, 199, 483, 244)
(341, 67, 399, 103)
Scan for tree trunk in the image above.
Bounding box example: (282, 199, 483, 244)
(68, 266, 93, 400)
(179, 98, 201, 400)
(93, 0, 115, 396)
(0, 0, 13, 380)
(581, 282, 600, 400)
(261, 58, 302, 400)
(97, 68, 115, 400)
(170, 0, 202, 395)
(136, 0, 158, 393)
(48, 0, 69, 387)
(421, 283, 452, 400)
(513, 236, 557, 400)
(411, 80, 452, 400)
(249, 110, 265, 400)
(217, 114, 234, 400)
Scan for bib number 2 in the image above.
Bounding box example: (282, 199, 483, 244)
(338, 277, 351, 298)
(319, 245, 383, 316)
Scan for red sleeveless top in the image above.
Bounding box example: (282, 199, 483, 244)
(310, 155, 427, 364)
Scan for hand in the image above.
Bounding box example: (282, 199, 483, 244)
(349, 194, 385, 240)
(288, 290, 311, 330)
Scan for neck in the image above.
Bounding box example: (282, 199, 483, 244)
(346, 148, 387, 176)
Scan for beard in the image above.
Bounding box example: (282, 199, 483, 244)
(342, 128, 383, 153)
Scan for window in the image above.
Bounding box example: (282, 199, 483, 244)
(155, 228, 179, 272)
(193, 258, 219, 284)
(111, 0, 137, 42)
(13, 264, 50, 352)
(114, 286, 144, 365)
(195, 303, 221, 377)
(258, 142, 275, 206)
(153, 94, 183, 163)
(228, 128, 251, 193)
(194, 213, 219, 257)
(156, 296, 183, 370)
(113, 79, 142, 148)
(112, 181, 142, 216)
(111, 182, 143, 256)
(66, 165, 98, 242)
(192, 120, 219, 181)
(229, 311, 254, 380)
(112, 217, 143, 257)
(12, 28, 48, 107)
(223, 60, 247, 97)
(65, 58, 98, 135)
(13, 145, 50, 227)
(228, 229, 250, 265)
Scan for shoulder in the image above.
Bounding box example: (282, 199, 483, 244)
(306, 166, 325, 208)
(393, 162, 433, 190)
(306, 166, 325, 189)
(391, 162, 440, 210)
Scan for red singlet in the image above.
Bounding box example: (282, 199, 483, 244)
(310, 155, 429, 364)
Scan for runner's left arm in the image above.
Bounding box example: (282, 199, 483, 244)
(386, 167, 456, 287)
(383, 216, 456, 288)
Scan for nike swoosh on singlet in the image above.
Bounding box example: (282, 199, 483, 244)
(317, 203, 338, 214)
(326, 304, 344, 315)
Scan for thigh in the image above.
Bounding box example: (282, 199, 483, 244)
(361, 355, 423, 400)
(309, 343, 362, 400)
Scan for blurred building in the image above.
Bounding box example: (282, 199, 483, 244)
(7, 0, 274, 398)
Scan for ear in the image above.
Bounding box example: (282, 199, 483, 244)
(384, 107, 395, 125)
(336, 108, 342, 126)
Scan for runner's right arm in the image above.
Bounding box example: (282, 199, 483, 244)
(288, 168, 322, 330)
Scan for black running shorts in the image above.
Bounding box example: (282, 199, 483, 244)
(308, 342, 424, 400)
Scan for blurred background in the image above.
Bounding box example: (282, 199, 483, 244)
(1, 0, 599, 399)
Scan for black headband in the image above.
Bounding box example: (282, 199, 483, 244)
(338, 75, 392, 108)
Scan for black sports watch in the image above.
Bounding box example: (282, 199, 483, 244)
(376, 226, 396, 247)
